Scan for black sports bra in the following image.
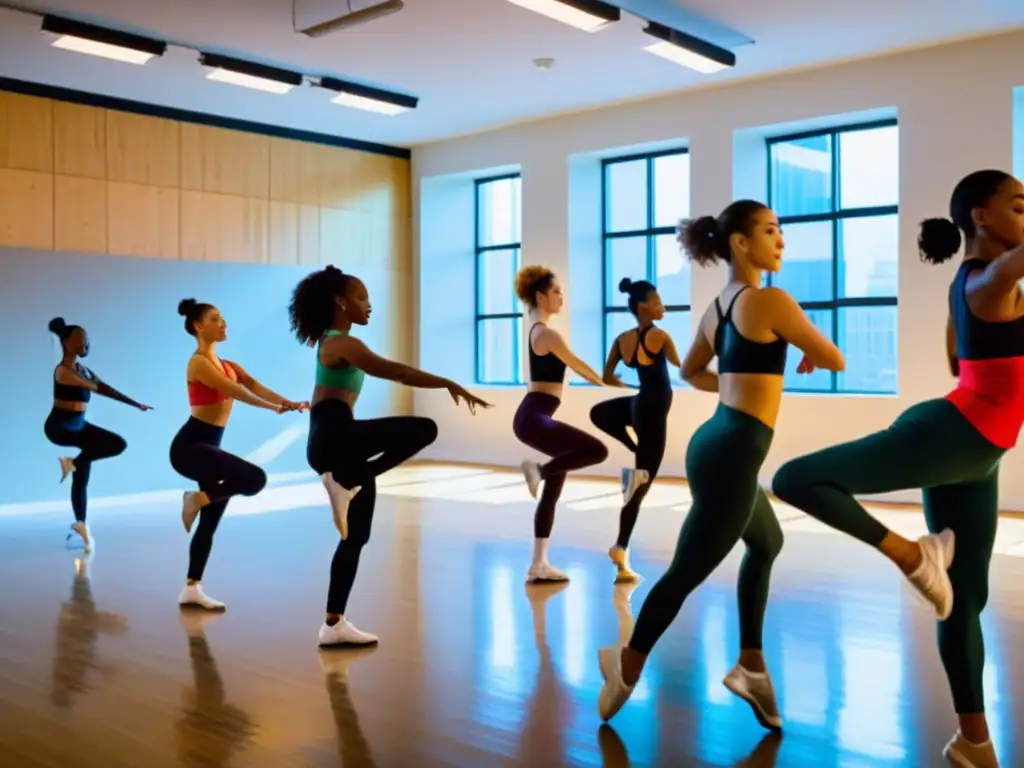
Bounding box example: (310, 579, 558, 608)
(528, 322, 567, 383)
(621, 325, 671, 394)
(714, 287, 788, 375)
(53, 364, 93, 403)
(950, 258, 1024, 360)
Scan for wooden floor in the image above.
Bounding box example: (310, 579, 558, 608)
(1, 462, 1022, 767)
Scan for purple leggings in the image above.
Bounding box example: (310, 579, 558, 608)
(513, 392, 608, 537)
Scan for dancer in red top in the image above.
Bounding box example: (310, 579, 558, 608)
(772, 170, 1024, 768)
(170, 299, 308, 611)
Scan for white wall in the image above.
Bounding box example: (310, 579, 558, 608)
(413, 30, 1024, 510)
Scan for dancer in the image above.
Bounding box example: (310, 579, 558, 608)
(171, 298, 308, 611)
(513, 265, 611, 583)
(772, 170, 1024, 768)
(590, 277, 680, 582)
(46, 317, 151, 551)
(288, 265, 489, 647)
(597, 200, 845, 729)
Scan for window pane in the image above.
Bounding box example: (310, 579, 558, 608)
(606, 236, 648, 307)
(477, 317, 520, 384)
(838, 215, 898, 300)
(477, 248, 519, 315)
(773, 221, 833, 303)
(653, 234, 690, 307)
(605, 310, 640, 387)
(653, 152, 690, 227)
(606, 159, 648, 233)
(477, 177, 521, 247)
(839, 126, 898, 209)
(770, 134, 832, 217)
(838, 306, 898, 394)
(783, 309, 833, 392)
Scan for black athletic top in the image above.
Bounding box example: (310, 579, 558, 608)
(53, 364, 93, 403)
(622, 325, 671, 396)
(528, 322, 566, 383)
(950, 258, 1024, 359)
(714, 287, 788, 375)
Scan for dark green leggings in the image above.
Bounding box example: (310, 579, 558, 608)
(771, 398, 1004, 714)
(630, 404, 783, 655)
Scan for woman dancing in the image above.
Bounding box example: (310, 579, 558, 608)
(46, 317, 151, 551)
(772, 170, 1024, 768)
(590, 277, 680, 583)
(514, 265, 611, 583)
(597, 200, 845, 729)
(171, 299, 307, 611)
(288, 266, 489, 646)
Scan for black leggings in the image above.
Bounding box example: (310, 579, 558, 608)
(45, 408, 126, 523)
(513, 392, 609, 538)
(307, 400, 437, 615)
(170, 417, 267, 581)
(590, 392, 672, 548)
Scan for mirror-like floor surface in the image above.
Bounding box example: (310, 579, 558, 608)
(0, 462, 1021, 767)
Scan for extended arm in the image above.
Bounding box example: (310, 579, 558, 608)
(55, 365, 99, 392)
(190, 358, 280, 411)
(541, 328, 604, 386)
(228, 361, 287, 405)
(766, 288, 845, 372)
(601, 337, 627, 386)
(95, 378, 148, 410)
(327, 337, 453, 389)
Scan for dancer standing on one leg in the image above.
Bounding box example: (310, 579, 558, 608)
(46, 317, 151, 551)
(772, 170, 1024, 768)
(288, 266, 490, 646)
(513, 265, 612, 583)
(590, 278, 680, 583)
(171, 299, 308, 611)
(597, 200, 845, 728)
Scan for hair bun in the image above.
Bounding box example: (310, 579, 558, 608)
(324, 265, 343, 276)
(918, 218, 962, 264)
(177, 298, 197, 316)
(618, 277, 632, 293)
(48, 317, 66, 334)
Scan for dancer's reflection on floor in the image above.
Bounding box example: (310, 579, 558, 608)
(319, 644, 379, 767)
(51, 555, 129, 708)
(175, 612, 255, 767)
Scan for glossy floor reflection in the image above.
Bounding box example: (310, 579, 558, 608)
(0, 463, 1021, 766)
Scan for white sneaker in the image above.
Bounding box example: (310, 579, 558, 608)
(318, 618, 379, 647)
(59, 457, 75, 483)
(597, 645, 636, 721)
(520, 460, 542, 499)
(608, 545, 641, 583)
(68, 522, 92, 552)
(526, 561, 569, 583)
(621, 468, 650, 506)
(321, 473, 359, 539)
(723, 663, 782, 731)
(943, 731, 1000, 768)
(178, 582, 226, 611)
(907, 529, 955, 620)
(181, 491, 202, 534)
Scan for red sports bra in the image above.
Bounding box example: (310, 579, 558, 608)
(188, 361, 236, 406)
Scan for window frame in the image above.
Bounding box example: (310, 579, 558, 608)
(473, 172, 523, 385)
(765, 118, 898, 395)
(600, 148, 691, 374)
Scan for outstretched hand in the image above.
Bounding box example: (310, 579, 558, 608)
(137, 403, 153, 412)
(447, 383, 493, 415)
(279, 399, 310, 413)
(796, 355, 815, 374)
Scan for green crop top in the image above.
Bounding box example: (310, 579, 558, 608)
(316, 329, 365, 394)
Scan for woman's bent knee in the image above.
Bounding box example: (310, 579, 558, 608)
(244, 466, 268, 496)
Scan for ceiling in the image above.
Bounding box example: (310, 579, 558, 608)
(0, 0, 1022, 148)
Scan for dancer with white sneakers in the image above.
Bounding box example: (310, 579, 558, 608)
(171, 298, 307, 611)
(590, 277, 679, 582)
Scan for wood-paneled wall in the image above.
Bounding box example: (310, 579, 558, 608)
(0, 89, 412, 411)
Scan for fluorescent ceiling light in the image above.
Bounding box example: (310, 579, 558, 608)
(642, 22, 735, 74)
(199, 53, 302, 95)
(320, 76, 418, 116)
(298, 0, 405, 37)
(506, 0, 620, 33)
(41, 15, 166, 65)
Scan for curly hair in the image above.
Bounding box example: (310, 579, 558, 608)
(918, 169, 1014, 265)
(288, 266, 355, 346)
(514, 265, 555, 307)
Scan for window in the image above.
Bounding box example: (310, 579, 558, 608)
(767, 121, 898, 394)
(475, 174, 523, 384)
(602, 149, 691, 386)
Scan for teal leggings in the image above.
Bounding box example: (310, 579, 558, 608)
(630, 404, 783, 655)
(771, 398, 1005, 714)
